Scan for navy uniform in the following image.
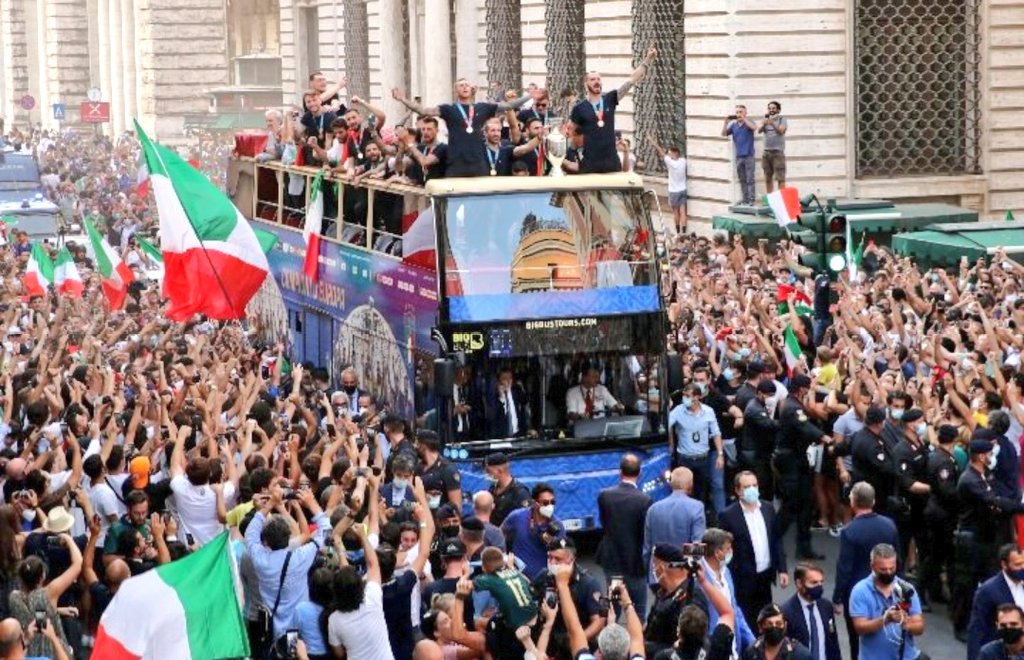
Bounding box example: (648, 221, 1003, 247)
(490, 478, 532, 527)
(849, 426, 901, 517)
(773, 377, 826, 559)
(743, 385, 779, 500)
(891, 417, 931, 577)
(952, 443, 1024, 635)
(921, 436, 960, 604)
(421, 456, 462, 505)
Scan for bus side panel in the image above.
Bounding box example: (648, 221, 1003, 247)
(454, 446, 672, 531)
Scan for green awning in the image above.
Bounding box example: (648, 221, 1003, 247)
(711, 214, 786, 239)
(209, 113, 267, 130)
(892, 224, 1024, 266)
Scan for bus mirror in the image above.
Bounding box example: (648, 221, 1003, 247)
(434, 359, 455, 399)
(666, 352, 684, 393)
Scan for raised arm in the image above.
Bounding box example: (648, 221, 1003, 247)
(645, 133, 667, 159)
(391, 88, 439, 118)
(496, 94, 532, 113)
(619, 44, 657, 98)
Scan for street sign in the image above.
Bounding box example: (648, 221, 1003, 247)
(20, 95, 35, 110)
(87, 86, 102, 103)
(80, 102, 110, 123)
(52, 103, 66, 121)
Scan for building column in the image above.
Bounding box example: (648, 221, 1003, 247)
(1, 0, 31, 124)
(32, 0, 50, 126)
(407, 0, 421, 95)
(378, 0, 406, 123)
(119, 0, 136, 126)
(96, 0, 108, 133)
(107, 0, 123, 135)
(453, 0, 476, 82)
(422, 0, 451, 103)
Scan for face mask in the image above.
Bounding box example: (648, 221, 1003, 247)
(788, 274, 797, 284)
(21, 509, 35, 522)
(484, 474, 498, 484)
(989, 452, 999, 471)
(427, 495, 441, 509)
(392, 478, 408, 491)
(1000, 627, 1024, 645)
(763, 627, 786, 646)
(441, 525, 460, 538)
(875, 571, 896, 585)
(653, 566, 665, 583)
(1007, 568, 1024, 583)
(682, 397, 693, 409)
(343, 385, 357, 394)
(741, 486, 760, 504)
(723, 368, 736, 381)
(805, 584, 824, 601)
(722, 552, 733, 566)
(695, 383, 708, 395)
(890, 408, 904, 421)
(538, 504, 555, 519)
(738, 348, 751, 359)
(915, 422, 927, 437)
(358, 407, 368, 417)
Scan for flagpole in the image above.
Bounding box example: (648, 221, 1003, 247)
(141, 123, 240, 317)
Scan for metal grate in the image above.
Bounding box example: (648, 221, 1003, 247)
(631, 0, 685, 173)
(485, 0, 522, 93)
(343, 0, 370, 99)
(854, 0, 981, 177)
(545, 0, 585, 107)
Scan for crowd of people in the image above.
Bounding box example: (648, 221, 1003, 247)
(0, 68, 1022, 660)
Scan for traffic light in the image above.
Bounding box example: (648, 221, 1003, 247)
(825, 214, 848, 275)
(794, 211, 825, 270)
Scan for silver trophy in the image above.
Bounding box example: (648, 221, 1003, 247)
(545, 132, 567, 177)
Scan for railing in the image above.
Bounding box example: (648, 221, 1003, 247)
(231, 156, 430, 260)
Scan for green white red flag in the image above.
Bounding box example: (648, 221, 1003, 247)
(92, 532, 249, 659)
(776, 283, 813, 317)
(783, 325, 803, 377)
(85, 217, 135, 310)
(22, 242, 53, 297)
(136, 121, 274, 321)
(764, 187, 800, 227)
(303, 172, 324, 281)
(54, 246, 83, 297)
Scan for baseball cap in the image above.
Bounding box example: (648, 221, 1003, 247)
(440, 538, 467, 558)
(790, 374, 812, 391)
(652, 543, 686, 564)
(546, 536, 576, 552)
(902, 409, 925, 424)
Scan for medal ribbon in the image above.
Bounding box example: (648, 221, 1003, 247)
(456, 103, 475, 131)
(592, 98, 604, 126)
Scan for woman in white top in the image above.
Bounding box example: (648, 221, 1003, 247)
(327, 523, 394, 660)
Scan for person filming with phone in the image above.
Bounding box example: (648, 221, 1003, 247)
(849, 543, 926, 659)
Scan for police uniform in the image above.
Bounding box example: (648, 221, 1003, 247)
(891, 435, 930, 569)
(952, 464, 1024, 633)
(743, 396, 779, 500)
(849, 427, 900, 517)
(490, 478, 532, 527)
(645, 580, 710, 658)
(921, 446, 959, 602)
(774, 395, 825, 557)
(421, 456, 462, 505)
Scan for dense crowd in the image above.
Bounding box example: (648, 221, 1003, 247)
(0, 75, 1023, 660)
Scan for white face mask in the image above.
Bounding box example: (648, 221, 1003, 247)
(427, 495, 441, 509)
(21, 509, 36, 522)
(988, 452, 999, 470)
(538, 504, 555, 519)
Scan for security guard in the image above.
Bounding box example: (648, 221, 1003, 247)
(849, 405, 901, 518)
(668, 381, 722, 507)
(773, 374, 829, 560)
(484, 452, 532, 526)
(951, 437, 1024, 639)
(921, 424, 960, 607)
(417, 430, 463, 510)
(891, 409, 933, 606)
(644, 543, 709, 658)
(743, 380, 780, 501)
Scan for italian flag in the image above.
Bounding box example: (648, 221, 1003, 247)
(764, 187, 800, 227)
(92, 532, 249, 660)
(776, 283, 813, 316)
(53, 246, 83, 297)
(303, 171, 324, 281)
(85, 217, 135, 310)
(136, 120, 275, 321)
(136, 235, 164, 265)
(135, 152, 150, 198)
(22, 242, 54, 297)
(783, 324, 803, 377)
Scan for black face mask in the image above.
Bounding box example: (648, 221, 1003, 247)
(763, 627, 785, 646)
(440, 525, 460, 538)
(875, 572, 896, 586)
(1000, 627, 1024, 645)
(343, 385, 357, 394)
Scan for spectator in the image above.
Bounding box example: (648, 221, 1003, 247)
(698, 528, 756, 654)
(721, 105, 757, 205)
(849, 543, 924, 660)
(326, 522, 393, 660)
(645, 134, 686, 234)
(757, 101, 787, 194)
(470, 491, 507, 550)
(0, 616, 71, 660)
(781, 564, 842, 660)
(501, 483, 564, 580)
(472, 546, 537, 660)
(9, 540, 78, 659)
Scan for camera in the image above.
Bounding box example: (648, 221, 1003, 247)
(727, 115, 738, 121)
(46, 535, 63, 549)
(893, 577, 916, 610)
(544, 588, 557, 609)
(283, 489, 301, 501)
(765, 113, 770, 119)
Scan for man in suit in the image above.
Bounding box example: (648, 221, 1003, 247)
(718, 470, 789, 632)
(597, 453, 653, 620)
(642, 467, 706, 582)
(832, 481, 900, 660)
(699, 527, 757, 655)
(782, 563, 842, 660)
(339, 367, 367, 415)
(968, 544, 1024, 659)
(486, 366, 531, 438)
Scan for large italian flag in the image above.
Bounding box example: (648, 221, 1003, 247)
(53, 246, 83, 297)
(22, 242, 53, 297)
(93, 532, 249, 659)
(85, 217, 135, 310)
(783, 324, 803, 377)
(303, 171, 324, 281)
(764, 187, 800, 227)
(136, 121, 273, 321)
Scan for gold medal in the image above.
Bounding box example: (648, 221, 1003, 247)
(597, 120, 605, 128)
(466, 127, 473, 134)
(489, 169, 497, 176)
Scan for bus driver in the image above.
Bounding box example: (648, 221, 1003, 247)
(566, 366, 624, 421)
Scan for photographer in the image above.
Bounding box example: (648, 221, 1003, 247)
(849, 543, 925, 660)
(644, 544, 708, 657)
(530, 537, 606, 660)
(554, 558, 645, 660)
(651, 562, 735, 660)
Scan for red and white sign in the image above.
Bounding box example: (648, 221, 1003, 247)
(80, 102, 110, 123)
(20, 95, 35, 110)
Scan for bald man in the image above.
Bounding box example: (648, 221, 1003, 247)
(642, 467, 707, 581)
(472, 491, 507, 550)
(0, 616, 70, 660)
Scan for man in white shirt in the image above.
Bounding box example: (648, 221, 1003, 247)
(84, 454, 122, 545)
(646, 134, 687, 235)
(566, 366, 622, 421)
(168, 424, 238, 546)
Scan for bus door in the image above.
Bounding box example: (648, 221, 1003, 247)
(288, 305, 335, 369)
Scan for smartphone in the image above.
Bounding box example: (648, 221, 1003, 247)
(286, 629, 299, 658)
(33, 608, 46, 629)
(184, 533, 195, 546)
(46, 535, 62, 549)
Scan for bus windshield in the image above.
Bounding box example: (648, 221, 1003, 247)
(437, 189, 658, 323)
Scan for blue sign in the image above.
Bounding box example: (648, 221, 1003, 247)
(52, 103, 66, 121)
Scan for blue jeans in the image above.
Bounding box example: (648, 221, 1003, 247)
(736, 156, 756, 204)
(813, 317, 832, 346)
(708, 449, 726, 514)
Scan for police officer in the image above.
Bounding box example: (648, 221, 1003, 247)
(921, 424, 960, 608)
(952, 438, 1024, 639)
(774, 374, 829, 560)
(644, 543, 709, 657)
(417, 430, 463, 510)
(890, 409, 933, 607)
(849, 405, 926, 520)
(668, 381, 723, 507)
(743, 380, 780, 501)
(484, 452, 532, 526)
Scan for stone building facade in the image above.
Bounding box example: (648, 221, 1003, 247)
(3, 0, 1024, 221)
